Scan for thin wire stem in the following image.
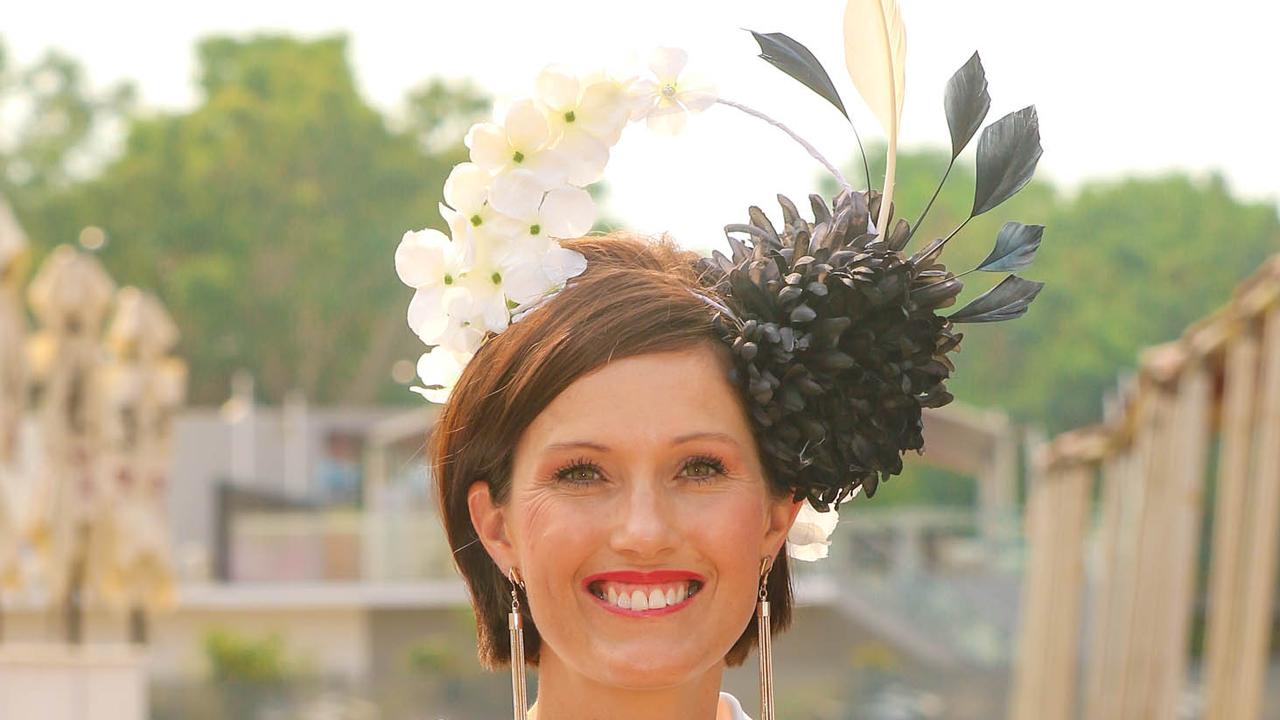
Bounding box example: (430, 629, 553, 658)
(849, 118, 873, 194)
(937, 215, 973, 253)
(715, 98, 854, 198)
(906, 158, 956, 247)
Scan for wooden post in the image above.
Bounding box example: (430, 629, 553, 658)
(1009, 453, 1052, 720)
(1043, 464, 1093, 720)
(1231, 307, 1280, 719)
(1083, 383, 1134, 719)
(1095, 393, 1160, 720)
(1115, 389, 1176, 720)
(1082, 445, 1130, 719)
(1151, 362, 1212, 719)
(1009, 455, 1093, 720)
(1202, 325, 1261, 719)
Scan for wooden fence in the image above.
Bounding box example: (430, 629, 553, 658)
(1010, 256, 1280, 719)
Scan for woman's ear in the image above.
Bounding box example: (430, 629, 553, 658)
(763, 495, 805, 558)
(468, 481, 516, 571)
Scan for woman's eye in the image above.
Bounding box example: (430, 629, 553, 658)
(555, 462, 602, 485)
(682, 456, 727, 482)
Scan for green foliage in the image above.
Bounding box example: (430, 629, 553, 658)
(868, 464, 977, 507)
(0, 38, 134, 204)
(406, 636, 457, 674)
(5, 33, 1278, 443)
(830, 145, 1280, 436)
(988, 173, 1279, 430)
(203, 628, 292, 683)
(11, 34, 489, 405)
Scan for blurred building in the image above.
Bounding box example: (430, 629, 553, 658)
(3, 392, 1030, 718)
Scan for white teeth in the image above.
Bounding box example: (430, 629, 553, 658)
(597, 581, 695, 611)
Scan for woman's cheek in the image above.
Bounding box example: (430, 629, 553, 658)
(517, 489, 601, 567)
(682, 490, 771, 586)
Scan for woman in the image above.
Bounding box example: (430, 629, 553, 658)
(433, 234, 802, 719)
(399, 3, 1045, 716)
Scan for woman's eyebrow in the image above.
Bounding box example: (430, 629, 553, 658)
(544, 440, 612, 453)
(544, 432, 742, 454)
(671, 431, 741, 448)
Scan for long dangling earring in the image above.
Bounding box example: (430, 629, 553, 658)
(507, 567, 528, 720)
(757, 556, 775, 720)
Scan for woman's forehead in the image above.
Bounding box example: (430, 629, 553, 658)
(521, 347, 751, 451)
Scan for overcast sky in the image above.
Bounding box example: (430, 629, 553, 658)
(6, 0, 1279, 249)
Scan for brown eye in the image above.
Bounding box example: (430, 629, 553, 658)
(554, 459, 603, 485)
(682, 455, 727, 483)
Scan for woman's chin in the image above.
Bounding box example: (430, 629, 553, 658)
(574, 636, 721, 689)
(585, 661, 703, 690)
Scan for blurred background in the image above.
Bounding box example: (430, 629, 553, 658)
(1, 1, 1278, 718)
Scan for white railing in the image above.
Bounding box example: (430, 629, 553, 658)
(0, 644, 147, 720)
(227, 508, 453, 583)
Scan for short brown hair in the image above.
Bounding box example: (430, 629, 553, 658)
(431, 231, 794, 669)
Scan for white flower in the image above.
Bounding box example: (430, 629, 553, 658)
(455, 251, 517, 336)
(535, 67, 633, 185)
(487, 170, 596, 242)
(465, 99, 569, 188)
(395, 227, 466, 289)
(397, 228, 473, 345)
(501, 242, 588, 306)
(428, 284, 503, 356)
(440, 162, 522, 244)
(786, 487, 861, 562)
(410, 346, 469, 405)
(628, 47, 718, 135)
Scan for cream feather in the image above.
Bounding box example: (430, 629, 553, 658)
(843, 0, 906, 234)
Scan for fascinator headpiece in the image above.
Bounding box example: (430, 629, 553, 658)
(395, 0, 1046, 560)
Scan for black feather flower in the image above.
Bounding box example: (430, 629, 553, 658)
(696, 189, 1033, 509)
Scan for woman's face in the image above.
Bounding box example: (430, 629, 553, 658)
(470, 344, 800, 689)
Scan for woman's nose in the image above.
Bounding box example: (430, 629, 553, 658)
(608, 478, 678, 558)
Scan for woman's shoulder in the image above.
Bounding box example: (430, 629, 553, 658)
(718, 692, 753, 720)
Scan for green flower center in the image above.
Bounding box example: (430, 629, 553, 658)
(564, 110, 576, 123)
(470, 214, 483, 227)
(491, 271, 502, 285)
(443, 274, 454, 285)
(529, 224, 541, 236)
(512, 150, 525, 163)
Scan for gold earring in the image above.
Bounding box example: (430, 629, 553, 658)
(757, 556, 775, 720)
(507, 567, 528, 720)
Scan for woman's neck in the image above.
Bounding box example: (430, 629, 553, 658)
(526, 649, 728, 720)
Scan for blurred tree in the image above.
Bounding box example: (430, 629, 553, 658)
(27, 36, 488, 404)
(204, 627, 292, 683)
(827, 146, 1280, 442)
(6, 33, 1276, 432)
(24, 35, 489, 405)
(966, 172, 1280, 431)
(402, 77, 490, 155)
(0, 38, 134, 205)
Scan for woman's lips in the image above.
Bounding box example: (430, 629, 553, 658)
(582, 570, 706, 617)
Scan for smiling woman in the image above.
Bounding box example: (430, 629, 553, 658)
(410, 1, 1050, 715)
(433, 232, 798, 719)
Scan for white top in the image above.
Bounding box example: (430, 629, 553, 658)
(719, 692, 752, 720)
(525, 692, 751, 718)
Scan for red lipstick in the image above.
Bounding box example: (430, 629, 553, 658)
(583, 569, 705, 585)
(582, 569, 707, 618)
